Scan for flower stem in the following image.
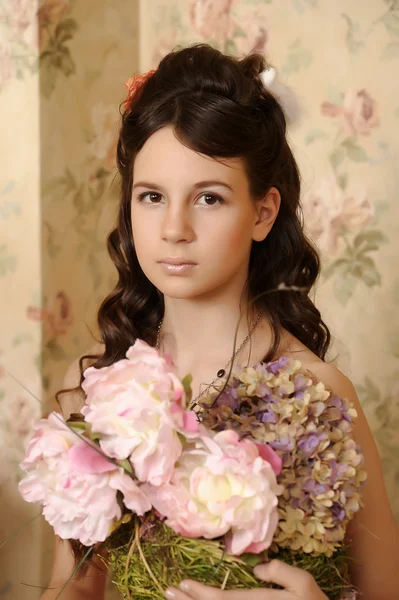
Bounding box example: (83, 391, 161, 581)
(135, 520, 164, 594)
(123, 531, 137, 600)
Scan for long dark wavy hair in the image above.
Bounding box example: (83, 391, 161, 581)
(58, 42, 331, 411)
(61, 42, 332, 569)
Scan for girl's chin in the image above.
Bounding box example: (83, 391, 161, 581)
(154, 278, 217, 301)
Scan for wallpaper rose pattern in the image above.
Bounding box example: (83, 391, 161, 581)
(0, 0, 398, 598)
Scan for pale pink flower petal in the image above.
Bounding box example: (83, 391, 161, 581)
(68, 441, 117, 474)
(109, 471, 151, 515)
(81, 339, 189, 485)
(255, 442, 282, 475)
(142, 430, 282, 554)
(18, 412, 146, 546)
(342, 88, 379, 137)
(183, 411, 200, 434)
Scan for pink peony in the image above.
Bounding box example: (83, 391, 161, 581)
(321, 88, 379, 137)
(142, 430, 282, 555)
(189, 0, 236, 44)
(302, 176, 374, 257)
(27, 291, 73, 337)
(81, 340, 193, 486)
(19, 413, 151, 545)
(231, 12, 269, 57)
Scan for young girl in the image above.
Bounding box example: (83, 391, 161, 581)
(42, 44, 399, 600)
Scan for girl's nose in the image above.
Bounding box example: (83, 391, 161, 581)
(161, 205, 195, 244)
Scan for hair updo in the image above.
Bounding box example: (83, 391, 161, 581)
(62, 43, 331, 404)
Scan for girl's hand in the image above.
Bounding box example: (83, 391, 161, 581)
(164, 559, 329, 599)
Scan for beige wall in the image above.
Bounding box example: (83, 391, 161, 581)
(0, 2, 43, 597)
(0, 1, 138, 597)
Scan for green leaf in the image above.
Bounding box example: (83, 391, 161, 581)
(341, 138, 368, 162)
(337, 173, 348, 190)
(381, 11, 399, 36)
(240, 552, 266, 567)
(0, 244, 18, 276)
(363, 376, 381, 403)
(58, 48, 75, 77)
(329, 146, 346, 171)
(282, 41, 313, 75)
(12, 333, 33, 346)
(322, 257, 350, 280)
(69, 422, 87, 433)
(170, 6, 182, 29)
(224, 39, 238, 56)
(117, 459, 133, 474)
(342, 13, 365, 54)
(73, 184, 86, 213)
(346, 144, 368, 162)
(44, 221, 62, 259)
(355, 255, 381, 287)
(233, 25, 247, 38)
(353, 229, 388, 254)
(121, 513, 133, 525)
(182, 374, 193, 402)
(381, 42, 399, 59)
(383, 0, 399, 9)
(40, 61, 58, 98)
(356, 377, 380, 407)
(42, 176, 67, 197)
(42, 168, 76, 199)
(45, 339, 68, 361)
(333, 265, 357, 305)
(375, 401, 392, 424)
(305, 128, 328, 145)
(54, 18, 78, 45)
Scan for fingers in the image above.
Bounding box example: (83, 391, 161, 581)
(254, 559, 317, 595)
(164, 579, 286, 600)
(164, 586, 191, 600)
(165, 580, 218, 600)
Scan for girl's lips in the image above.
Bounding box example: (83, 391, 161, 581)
(159, 258, 197, 265)
(159, 262, 197, 274)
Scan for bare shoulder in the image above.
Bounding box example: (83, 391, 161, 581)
(281, 333, 355, 399)
(285, 337, 399, 598)
(59, 341, 104, 419)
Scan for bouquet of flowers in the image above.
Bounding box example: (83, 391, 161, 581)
(18, 340, 366, 600)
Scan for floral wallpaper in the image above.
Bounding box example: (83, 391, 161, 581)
(0, 0, 398, 598)
(0, 0, 138, 597)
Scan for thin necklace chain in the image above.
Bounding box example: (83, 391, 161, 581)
(156, 310, 263, 408)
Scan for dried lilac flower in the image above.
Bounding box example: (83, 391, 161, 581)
(198, 357, 367, 557)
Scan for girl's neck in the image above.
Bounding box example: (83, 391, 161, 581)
(159, 296, 270, 372)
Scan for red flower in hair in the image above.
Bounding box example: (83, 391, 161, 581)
(124, 69, 156, 109)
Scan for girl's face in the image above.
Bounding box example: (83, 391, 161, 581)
(131, 125, 279, 301)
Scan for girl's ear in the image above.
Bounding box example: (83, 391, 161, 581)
(252, 186, 281, 242)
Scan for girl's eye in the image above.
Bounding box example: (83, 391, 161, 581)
(137, 191, 224, 206)
(138, 192, 162, 204)
(197, 193, 224, 206)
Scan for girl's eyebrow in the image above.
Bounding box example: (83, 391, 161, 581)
(132, 180, 234, 192)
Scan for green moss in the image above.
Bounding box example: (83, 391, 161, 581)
(102, 517, 355, 600)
